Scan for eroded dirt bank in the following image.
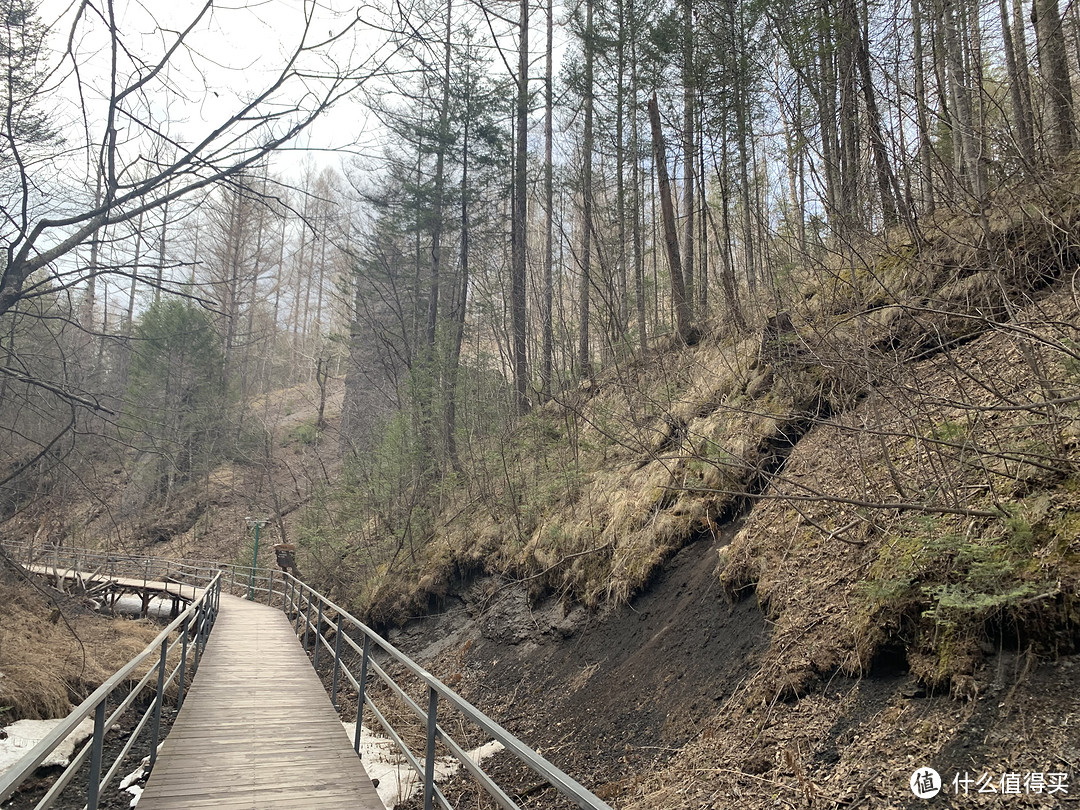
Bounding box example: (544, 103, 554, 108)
(383, 525, 1078, 809)
(384, 527, 764, 804)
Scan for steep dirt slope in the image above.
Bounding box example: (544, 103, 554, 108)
(386, 526, 767, 805)
(360, 202, 1080, 808)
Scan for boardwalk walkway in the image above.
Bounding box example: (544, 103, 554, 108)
(26, 563, 204, 601)
(138, 595, 384, 810)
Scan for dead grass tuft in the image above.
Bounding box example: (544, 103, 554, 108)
(0, 571, 161, 720)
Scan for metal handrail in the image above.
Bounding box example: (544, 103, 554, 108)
(1, 541, 613, 809)
(0, 571, 222, 810)
(2, 540, 283, 603)
(281, 575, 615, 810)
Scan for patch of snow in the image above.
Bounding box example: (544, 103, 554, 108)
(126, 784, 143, 806)
(341, 722, 504, 809)
(108, 594, 174, 619)
(0, 717, 95, 778)
(119, 754, 151, 790)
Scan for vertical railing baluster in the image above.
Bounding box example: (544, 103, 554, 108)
(424, 686, 438, 810)
(295, 587, 304, 634)
(268, 570, 275, 606)
(313, 602, 324, 666)
(86, 701, 106, 810)
(193, 605, 205, 670)
(331, 615, 343, 709)
(178, 615, 191, 711)
(302, 595, 313, 652)
(149, 638, 167, 767)
(354, 636, 370, 756)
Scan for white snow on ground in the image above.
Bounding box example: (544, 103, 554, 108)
(108, 594, 174, 619)
(342, 723, 504, 808)
(0, 717, 95, 777)
(119, 754, 150, 790)
(125, 784, 143, 807)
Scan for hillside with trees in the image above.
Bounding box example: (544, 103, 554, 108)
(1, 0, 1079, 804)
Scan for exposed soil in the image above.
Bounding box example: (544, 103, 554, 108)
(375, 519, 1080, 810)
(621, 649, 1079, 809)
(386, 523, 769, 807)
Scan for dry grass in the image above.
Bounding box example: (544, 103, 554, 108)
(345, 182, 1080, 706)
(0, 569, 162, 721)
(718, 285, 1080, 700)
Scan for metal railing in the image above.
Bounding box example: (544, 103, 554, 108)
(2, 540, 283, 605)
(0, 571, 222, 810)
(2, 541, 614, 810)
(281, 575, 615, 810)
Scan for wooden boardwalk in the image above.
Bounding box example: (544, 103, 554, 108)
(138, 595, 384, 810)
(26, 563, 204, 601)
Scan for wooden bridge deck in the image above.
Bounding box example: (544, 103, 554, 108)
(26, 563, 204, 601)
(138, 595, 384, 810)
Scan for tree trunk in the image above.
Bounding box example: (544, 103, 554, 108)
(1033, 0, 1075, 159)
(648, 95, 697, 346)
(630, 28, 647, 355)
(446, 95, 470, 472)
(816, 0, 841, 225)
(578, 0, 594, 377)
(912, 0, 936, 213)
(512, 0, 530, 410)
(838, 0, 861, 226)
(156, 191, 170, 304)
(1013, 0, 1037, 162)
(615, 0, 629, 345)
(541, 0, 555, 396)
(943, 0, 985, 199)
(855, 0, 910, 230)
(999, 0, 1036, 167)
(681, 0, 695, 318)
(427, 0, 452, 359)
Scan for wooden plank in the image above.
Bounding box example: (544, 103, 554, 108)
(137, 595, 384, 810)
(25, 564, 204, 601)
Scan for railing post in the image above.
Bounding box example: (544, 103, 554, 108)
(149, 637, 167, 768)
(312, 602, 324, 667)
(424, 686, 438, 810)
(354, 636, 370, 756)
(331, 615, 343, 709)
(86, 701, 106, 810)
(302, 595, 313, 652)
(295, 587, 305, 634)
(268, 570, 275, 606)
(193, 605, 205, 670)
(178, 615, 191, 711)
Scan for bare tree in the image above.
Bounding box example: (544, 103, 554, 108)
(0, 0, 396, 322)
